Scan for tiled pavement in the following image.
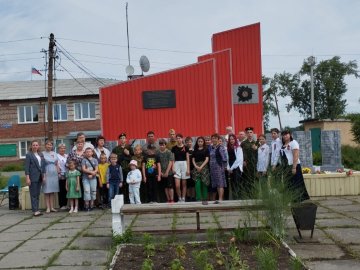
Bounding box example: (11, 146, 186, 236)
(1, 196, 360, 269)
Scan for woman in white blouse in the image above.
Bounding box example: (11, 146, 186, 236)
(226, 134, 243, 199)
(280, 130, 310, 202)
(257, 134, 270, 178)
(57, 143, 68, 210)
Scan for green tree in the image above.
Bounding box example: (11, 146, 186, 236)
(346, 113, 360, 144)
(263, 72, 299, 131)
(286, 56, 359, 119)
(262, 75, 275, 131)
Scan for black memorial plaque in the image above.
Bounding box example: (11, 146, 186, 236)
(142, 90, 176, 109)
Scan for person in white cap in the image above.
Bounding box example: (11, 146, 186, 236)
(126, 160, 142, 204)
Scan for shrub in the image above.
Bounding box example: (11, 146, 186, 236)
(342, 145, 360, 170)
(1, 163, 24, 172)
(312, 151, 322, 165)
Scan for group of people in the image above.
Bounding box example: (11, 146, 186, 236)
(24, 127, 310, 217)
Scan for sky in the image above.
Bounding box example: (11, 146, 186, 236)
(0, 0, 359, 129)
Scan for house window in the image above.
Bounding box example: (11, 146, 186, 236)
(74, 102, 96, 120)
(19, 141, 32, 158)
(45, 104, 68, 121)
(18, 105, 39, 123)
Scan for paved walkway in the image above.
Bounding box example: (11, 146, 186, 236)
(1, 196, 360, 269)
(0, 203, 112, 270)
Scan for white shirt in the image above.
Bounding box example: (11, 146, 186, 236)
(126, 169, 142, 188)
(257, 144, 270, 172)
(34, 153, 41, 166)
(281, 140, 300, 165)
(227, 146, 244, 172)
(57, 153, 68, 175)
(72, 142, 94, 151)
(94, 147, 111, 160)
(270, 137, 282, 166)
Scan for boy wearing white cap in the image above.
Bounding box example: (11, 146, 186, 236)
(126, 160, 142, 204)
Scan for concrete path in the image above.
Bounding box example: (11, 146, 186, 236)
(1, 196, 360, 269)
(0, 202, 112, 270)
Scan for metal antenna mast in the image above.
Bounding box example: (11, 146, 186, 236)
(126, 2, 131, 66)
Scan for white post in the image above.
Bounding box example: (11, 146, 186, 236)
(309, 56, 316, 119)
(112, 194, 124, 235)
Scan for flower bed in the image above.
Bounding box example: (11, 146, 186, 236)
(111, 240, 304, 270)
(304, 172, 360, 196)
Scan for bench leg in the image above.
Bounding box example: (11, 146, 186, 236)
(196, 211, 200, 230)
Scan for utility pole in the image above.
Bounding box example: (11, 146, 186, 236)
(308, 56, 316, 119)
(47, 33, 55, 141)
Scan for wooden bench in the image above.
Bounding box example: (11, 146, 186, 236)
(119, 200, 263, 233)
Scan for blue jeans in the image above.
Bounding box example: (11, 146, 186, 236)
(108, 182, 120, 204)
(82, 178, 97, 201)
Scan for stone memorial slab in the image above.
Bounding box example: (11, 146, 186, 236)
(293, 131, 313, 168)
(321, 130, 342, 171)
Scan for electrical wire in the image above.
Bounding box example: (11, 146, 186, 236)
(55, 59, 97, 95)
(57, 37, 203, 54)
(70, 52, 186, 66)
(0, 57, 41, 63)
(0, 51, 42, 58)
(0, 37, 41, 44)
(56, 41, 106, 86)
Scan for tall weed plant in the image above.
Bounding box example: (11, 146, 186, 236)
(251, 173, 298, 239)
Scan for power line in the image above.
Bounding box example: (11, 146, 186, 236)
(0, 37, 41, 44)
(56, 41, 106, 86)
(70, 52, 187, 66)
(0, 57, 42, 63)
(0, 51, 42, 57)
(55, 60, 97, 95)
(57, 37, 203, 54)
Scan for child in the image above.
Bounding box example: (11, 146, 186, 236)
(66, 160, 82, 213)
(132, 144, 145, 203)
(185, 136, 195, 201)
(257, 134, 270, 179)
(126, 160, 142, 204)
(172, 134, 190, 203)
(192, 136, 210, 204)
(142, 145, 161, 203)
(157, 139, 175, 203)
(97, 153, 109, 208)
(131, 144, 144, 169)
(81, 147, 99, 211)
(106, 153, 123, 205)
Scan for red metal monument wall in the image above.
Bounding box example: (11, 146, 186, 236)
(100, 61, 216, 140)
(212, 23, 263, 134)
(100, 23, 263, 140)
